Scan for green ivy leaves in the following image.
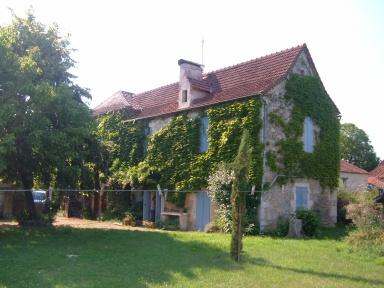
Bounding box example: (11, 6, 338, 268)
(268, 75, 340, 188)
(98, 98, 264, 207)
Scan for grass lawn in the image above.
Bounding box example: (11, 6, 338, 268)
(0, 225, 383, 288)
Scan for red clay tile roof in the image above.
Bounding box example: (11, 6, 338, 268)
(369, 161, 384, 180)
(340, 160, 368, 174)
(368, 176, 384, 189)
(94, 44, 328, 119)
(93, 91, 140, 116)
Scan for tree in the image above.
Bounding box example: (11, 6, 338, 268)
(340, 123, 380, 171)
(230, 129, 252, 261)
(0, 11, 95, 220)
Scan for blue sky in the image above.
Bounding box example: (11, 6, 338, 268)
(1, 0, 383, 159)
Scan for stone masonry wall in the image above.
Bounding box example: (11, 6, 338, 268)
(340, 172, 368, 192)
(259, 50, 337, 231)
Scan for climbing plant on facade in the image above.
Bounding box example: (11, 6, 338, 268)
(96, 109, 146, 184)
(97, 97, 264, 212)
(267, 75, 340, 188)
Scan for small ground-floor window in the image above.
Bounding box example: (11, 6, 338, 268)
(295, 185, 309, 210)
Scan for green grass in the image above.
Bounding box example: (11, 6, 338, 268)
(0, 226, 383, 288)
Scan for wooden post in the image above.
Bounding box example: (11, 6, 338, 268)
(98, 184, 105, 216)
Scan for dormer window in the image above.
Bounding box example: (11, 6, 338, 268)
(178, 59, 205, 109)
(182, 90, 188, 102)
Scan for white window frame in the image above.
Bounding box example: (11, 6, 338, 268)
(293, 183, 311, 211)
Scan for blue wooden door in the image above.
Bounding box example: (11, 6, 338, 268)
(196, 192, 211, 231)
(143, 191, 151, 221)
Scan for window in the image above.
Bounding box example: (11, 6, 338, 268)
(303, 117, 314, 153)
(199, 116, 208, 152)
(295, 186, 309, 210)
(182, 90, 188, 102)
(143, 126, 150, 153)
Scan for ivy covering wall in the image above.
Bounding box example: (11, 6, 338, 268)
(96, 110, 146, 182)
(97, 98, 263, 207)
(267, 75, 340, 188)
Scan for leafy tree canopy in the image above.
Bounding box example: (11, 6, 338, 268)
(0, 11, 96, 218)
(340, 123, 379, 171)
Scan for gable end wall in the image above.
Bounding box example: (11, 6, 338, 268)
(259, 50, 337, 231)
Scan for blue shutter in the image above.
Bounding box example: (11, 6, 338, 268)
(296, 186, 309, 209)
(304, 117, 314, 153)
(199, 117, 209, 153)
(196, 192, 211, 231)
(143, 191, 151, 220)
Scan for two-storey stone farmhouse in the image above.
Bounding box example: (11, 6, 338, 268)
(94, 44, 340, 232)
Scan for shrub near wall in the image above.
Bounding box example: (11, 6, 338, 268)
(346, 190, 384, 255)
(295, 208, 320, 236)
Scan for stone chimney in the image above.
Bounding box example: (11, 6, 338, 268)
(178, 59, 204, 109)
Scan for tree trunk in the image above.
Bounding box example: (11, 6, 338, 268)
(15, 135, 37, 219)
(23, 190, 37, 219)
(21, 175, 37, 219)
(230, 173, 246, 261)
(230, 129, 251, 262)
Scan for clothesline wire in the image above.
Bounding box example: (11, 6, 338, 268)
(0, 188, 263, 194)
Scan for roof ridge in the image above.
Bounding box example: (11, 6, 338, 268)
(133, 81, 179, 97)
(93, 90, 129, 109)
(204, 44, 305, 76)
(94, 44, 310, 118)
(132, 44, 305, 98)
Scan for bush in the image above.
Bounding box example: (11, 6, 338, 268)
(82, 207, 97, 220)
(346, 191, 384, 230)
(337, 190, 359, 223)
(345, 190, 384, 255)
(101, 190, 143, 222)
(211, 205, 232, 233)
(347, 202, 384, 229)
(207, 164, 260, 235)
(16, 209, 55, 227)
(122, 211, 136, 226)
(295, 209, 320, 236)
(276, 216, 290, 237)
(156, 218, 180, 231)
(347, 228, 384, 256)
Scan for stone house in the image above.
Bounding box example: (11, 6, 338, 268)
(94, 44, 340, 231)
(340, 160, 368, 192)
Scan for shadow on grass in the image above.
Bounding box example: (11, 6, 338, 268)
(315, 224, 351, 240)
(263, 224, 351, 241)
(244, 256, 384, 286)
(0, 226, 233, 288)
